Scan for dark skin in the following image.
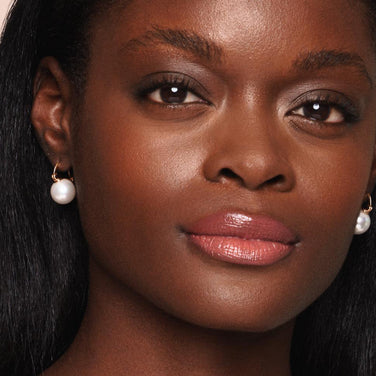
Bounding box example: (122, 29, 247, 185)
(32, 0, 376, 375)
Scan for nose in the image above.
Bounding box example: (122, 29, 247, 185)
(203, 111, 295, 192)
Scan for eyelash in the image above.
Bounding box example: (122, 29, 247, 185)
(288, 92, 360, 124)
(136, 73, 208, 105)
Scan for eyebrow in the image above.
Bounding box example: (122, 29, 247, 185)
(122, 31, 373, 87)
(122, 26, 223, 63)
(292, 50, 373, 87)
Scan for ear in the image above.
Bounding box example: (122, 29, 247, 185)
(31, 57, 75, 172)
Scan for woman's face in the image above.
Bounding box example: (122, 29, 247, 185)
(70, 0, 376, 331)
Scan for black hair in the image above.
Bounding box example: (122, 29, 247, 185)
(0, 1, 107, 374)
(0, 1, 376, 375)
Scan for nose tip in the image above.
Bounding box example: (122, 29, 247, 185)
(203, 132, 295, 192)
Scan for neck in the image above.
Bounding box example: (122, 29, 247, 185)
(44, 259, 294, 376)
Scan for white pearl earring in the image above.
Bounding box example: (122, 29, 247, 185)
(354, 193, 372, 235)
(50, 163, 76, 205)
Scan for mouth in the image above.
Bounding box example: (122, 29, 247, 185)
(184, 211, 299, 266)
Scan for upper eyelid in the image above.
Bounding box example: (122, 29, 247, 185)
(149, 82, 201, 98)
(287, 101, 360, 125)
(291, 101, 345, 114)
(148, 88, 204, 104)
(140, 77, 212, 106)
(140, 71, 211, 96)
(289, 90, 359, 114)
(289, 89, 355, 109)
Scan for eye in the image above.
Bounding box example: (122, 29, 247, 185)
(148, 84, 203, 105)
(291, 102, 344, 124)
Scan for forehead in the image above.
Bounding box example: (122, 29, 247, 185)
(90, 0, 375, 79)
(100, 0, 371, 41)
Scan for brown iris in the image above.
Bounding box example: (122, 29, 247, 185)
(159, 85, 188, 104)
(303, 102, 331, 121)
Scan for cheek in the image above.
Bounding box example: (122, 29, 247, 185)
(276, 139, 373, 315)
(72, 105, 210, 304)
(295, 139, 371, 242)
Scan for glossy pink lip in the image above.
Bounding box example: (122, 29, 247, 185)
(184, 212, 298, 266)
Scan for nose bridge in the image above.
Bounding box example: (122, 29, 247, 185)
(229, 105, 279, 154)
(203, 104, 294, 191)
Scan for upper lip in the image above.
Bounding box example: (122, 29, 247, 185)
(184, 211, 299, 244)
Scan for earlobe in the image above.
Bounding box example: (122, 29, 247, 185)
(31, 57, 74, 171)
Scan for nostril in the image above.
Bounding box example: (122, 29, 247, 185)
(218, 168, 244, 185)
(220, 168, 239, 179)
(217, 169, 287, 189)
(264, 174, 286, 187)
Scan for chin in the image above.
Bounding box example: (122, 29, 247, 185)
(152, 288, 300, 333)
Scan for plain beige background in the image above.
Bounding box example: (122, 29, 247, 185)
(1, 0, 13, 32)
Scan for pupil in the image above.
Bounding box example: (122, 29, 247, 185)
(303, 102, 330, 121)
(160, 85, 188, 103)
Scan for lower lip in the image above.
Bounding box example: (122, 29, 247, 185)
(187, 234, 294, 266)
